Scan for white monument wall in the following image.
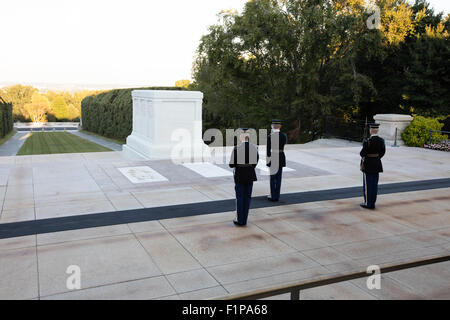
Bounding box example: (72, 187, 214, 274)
(123, 90, 209, 161)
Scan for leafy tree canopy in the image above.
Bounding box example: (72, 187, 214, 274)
(192, 0, 449, 142)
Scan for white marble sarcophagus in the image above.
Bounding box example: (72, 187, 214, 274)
(123, 90, 209, 161)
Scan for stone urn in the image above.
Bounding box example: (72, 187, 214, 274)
(373, 114, 413, 146)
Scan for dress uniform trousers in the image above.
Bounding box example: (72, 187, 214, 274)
(269, 167, 283, 201)
(234, 182, 253, 225)
(363, 172, 379, 209)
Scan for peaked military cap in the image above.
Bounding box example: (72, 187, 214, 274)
(369, 123, 380, 129)
(271, 119, 282, 125)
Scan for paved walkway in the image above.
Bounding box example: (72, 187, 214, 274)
(69, 131, 122, 151)
(0, 142, 448, 299)
(0, 131, 30, 156)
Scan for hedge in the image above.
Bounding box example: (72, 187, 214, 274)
(0, 97, 13, 138)
(402, 115, 448, 147)
(81, 87, 187, 140)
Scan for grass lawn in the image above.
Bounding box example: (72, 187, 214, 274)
(17, 132, 112, 155)
(80, 130, 126, 145)
(0, 130, 17, 147)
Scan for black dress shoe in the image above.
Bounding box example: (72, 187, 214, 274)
(233, 220, 246, 226)
(360, 203, 375, 210)
(267, 196, 279, 202)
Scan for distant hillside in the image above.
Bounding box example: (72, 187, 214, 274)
(0, 82, 156, 93)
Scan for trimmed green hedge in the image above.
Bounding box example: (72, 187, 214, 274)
(402, 116, 447, 147)
(81, 87, 186, 140)
(0, 98, 13, 138)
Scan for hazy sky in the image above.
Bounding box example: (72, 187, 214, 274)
(1, 0, 448, 87)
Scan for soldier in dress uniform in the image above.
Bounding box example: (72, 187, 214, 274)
(229, 128, 259, 226)
(360, 123, 386, 209)
(266, 119, 287, 202)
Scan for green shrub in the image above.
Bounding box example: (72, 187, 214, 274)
(81, 87, 186, 140)
(402, 116, 447, 147)
(0, 98, 13, 138)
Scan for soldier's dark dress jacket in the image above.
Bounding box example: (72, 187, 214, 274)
(266, 131, 287, 170)
(360, 135, 386, 173)
(229, 142, 259, 183)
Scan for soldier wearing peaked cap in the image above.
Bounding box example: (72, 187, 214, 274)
(229, 128, 259, 226)
(266, 119, 287, 202)
(360, 123, 386, 209)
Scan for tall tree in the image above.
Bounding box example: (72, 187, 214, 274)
(193, 0, 449, 142)
(50, 96, 69, 120)
(401, 23, 450, 116)
(193, 0, 373, 141)
(175, 80, 191, 88)
(355, 0, 449, 118)
(67, 103, 80, 120)
(0, 84, 38, 121)
(23, 92, 50, 123)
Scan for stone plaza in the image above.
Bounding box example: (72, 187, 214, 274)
(0, 90, 449, 300)
(0, 138, 449, 299)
